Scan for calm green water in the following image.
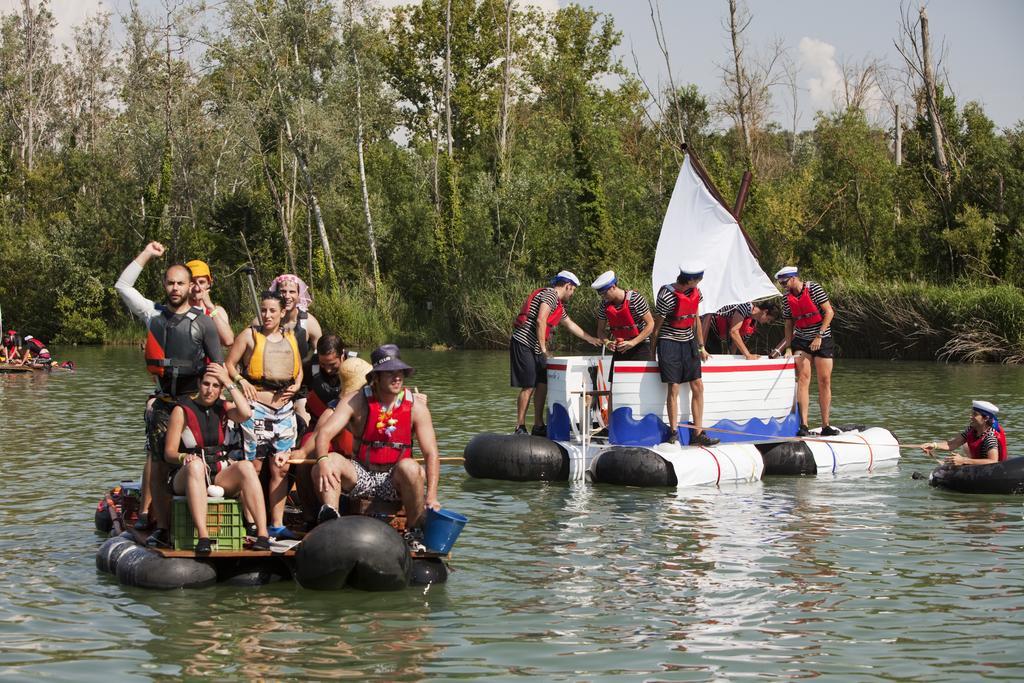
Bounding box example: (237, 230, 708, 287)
(2, 347, 1023, 681)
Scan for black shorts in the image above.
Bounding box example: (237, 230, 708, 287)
(792, 335, 835, 359)
(146, 397, 176, 463)
(657, 338, 701, 384)
(510, 340, 547, 388)
(609, 339, 652, 381)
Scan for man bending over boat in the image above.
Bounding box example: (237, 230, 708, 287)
(116, 241, 224, 548)
(186, 259, 234, 347)
(509, 270, 602, 436)
(164, 363, 272, 553)
(771, 266, 839, 437)
(922, 400, 1008, 467)
(705, 301, 780, 359)
(311, 344, 440, 551)
(650, 263, 719, 447)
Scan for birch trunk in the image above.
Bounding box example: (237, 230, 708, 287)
(728, 0, 751, 166)
(352, 48, 381, 295)
(919, 7, 950, 194)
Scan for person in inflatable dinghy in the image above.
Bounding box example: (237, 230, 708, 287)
(921, 400, 1008, 466)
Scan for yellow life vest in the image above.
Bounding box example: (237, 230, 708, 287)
(246, 328, 300, 388)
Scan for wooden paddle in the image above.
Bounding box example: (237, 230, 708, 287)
(286, 455, 464, 465)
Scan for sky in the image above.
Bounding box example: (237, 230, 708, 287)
(2, 0, 1022, 131)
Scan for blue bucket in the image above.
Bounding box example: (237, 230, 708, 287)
(423, 508, 468, 554)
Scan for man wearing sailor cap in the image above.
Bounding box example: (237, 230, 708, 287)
(591, 270, 656, 373)
(510, 270, 602, 435)
(921, 399, 1008, 466)
(772, 266, 839, 437)
(650, 262, 719, 446)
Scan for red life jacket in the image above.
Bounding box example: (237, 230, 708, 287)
(307, 371, 341, 422)
(299, 427, 353, 457)
(177, 396, 239, 468)
(604, 292, 640, 340)
(356, 387, 414, 467)
(514, 288, 565, 342)
(667, 287, 700, 329)
(966, 425, 1008, 462)
(786, 286, 823, 329)
(714, 313, 756, 341)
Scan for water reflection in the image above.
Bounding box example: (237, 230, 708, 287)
(4, 348, 1024, 679)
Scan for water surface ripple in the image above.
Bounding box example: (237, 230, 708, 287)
(1, 349, 1022, 680)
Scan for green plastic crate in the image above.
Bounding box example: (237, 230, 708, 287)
(172, 496, 245, 551)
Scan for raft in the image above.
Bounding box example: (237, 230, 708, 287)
(756, 427, 900, 476)
(928, 457, 1024, 495)
(93, 482, 450, 590)
(462, 433, 570, 481)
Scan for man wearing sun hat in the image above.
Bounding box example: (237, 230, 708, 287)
(650, 262, 719, 446)
(186, 259, 234, 347)
(921, 399, 1008, 466)
(591, 270, 656, 374)
(311, 343, 441, 550)
(509, 270, 602, 436)
(772, 265, 838, 437)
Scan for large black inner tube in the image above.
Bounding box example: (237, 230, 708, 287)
(294, 516, 411, 591)
(410, 558, 449, 586)
(591, 447, 677, 487)
(463, 433, 569, 482)
(115, 546, 217, 589)
(757, 441, 818, 476)
(929, 457, 1024, 495)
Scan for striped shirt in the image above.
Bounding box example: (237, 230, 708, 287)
(597, 290, 651, 335)
(510, 287, 567, 354)
(960, 427, 999, 457)
(716, 302, 753, 319)
(781, 281, 831, 340)
(655, 285, 702, 342)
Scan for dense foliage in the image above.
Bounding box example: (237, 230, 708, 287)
(0, 0, 1021, 361)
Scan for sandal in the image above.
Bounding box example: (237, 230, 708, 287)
(194, 537, 214, 554)
(145, 528, 170, 548)
(252, 536, 272, 551)
(268, 525, 299, 541)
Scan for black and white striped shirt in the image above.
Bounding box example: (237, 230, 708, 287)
(960, 426, 999, 456)
(781, 281, 831, 340)
(655, 285, 702, 342)
(716, 302, 753, 319)
(510, 287, 566, 354)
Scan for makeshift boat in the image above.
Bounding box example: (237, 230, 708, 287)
(93, 481, 452, 590)
(464, 150, 900, 487)
(928, 458, 1024, 495)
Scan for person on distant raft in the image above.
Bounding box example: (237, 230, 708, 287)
(115, 241, 224, 548)
(705, 301, 780, 359)
(922, 400, 1008, 467)
(186, 259, 234, 347)
(163, 363, 272, 553)
(591, 270, 656, 376)
(509, 270, 602, 436)
(227, 290, 303, 541)
(20, 334, 53, 366)
(650, 262, 719, 447)
(3, 330, 23, 364)
(771, 266, 838, 437)
(268, 274, 322, 426)
(311, 344, 440, 551)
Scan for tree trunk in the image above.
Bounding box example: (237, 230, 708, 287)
(284, 118, 338, 290)
(352, 48, 380, 296)
(919, 7, 949, 195)
(443, 0, 454, 158)
(728, 0, 751, 166)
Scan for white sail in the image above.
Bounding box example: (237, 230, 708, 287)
(651, 155, 778, 314)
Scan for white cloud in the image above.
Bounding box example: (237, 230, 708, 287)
(799, 36, 842, 111)
(366, 0, 558, 13)
(0, 0, 109, 49)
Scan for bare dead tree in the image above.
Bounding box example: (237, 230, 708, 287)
(725, 0, 751, 165)
(894, 2, 951, 200)
(443, 0, 453, 159)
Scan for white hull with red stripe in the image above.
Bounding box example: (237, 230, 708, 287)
(643, 442, 765, 486)
(801, 427, 900, 473)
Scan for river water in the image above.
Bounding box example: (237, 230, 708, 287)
(1, 347, 1023, 680)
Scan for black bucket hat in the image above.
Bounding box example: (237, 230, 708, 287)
(366, 344, 415, 382)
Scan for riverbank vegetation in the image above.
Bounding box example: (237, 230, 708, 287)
(0, 1, 1021, 362)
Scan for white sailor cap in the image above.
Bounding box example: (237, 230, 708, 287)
(775, 266, 799, 281)
(678, 261, 705, 278)
(591, 270, 617, 292)
(972, 400, 999, 418)
(551, 270, 580, 286)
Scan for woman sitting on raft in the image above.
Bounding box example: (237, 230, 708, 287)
(922, 400, 1008, 466)
(227, 291, 303, 540)
(163, 363, 272, 552)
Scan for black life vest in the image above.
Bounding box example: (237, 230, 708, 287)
(144, 306, 208, 395)
(307, 370, 341, 422)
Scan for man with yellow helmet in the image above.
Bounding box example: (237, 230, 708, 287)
(185, 259, 234, 347)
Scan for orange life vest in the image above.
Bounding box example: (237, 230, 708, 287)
(667, 287, 700, 329)
(514, 288, 565, 342)
(604, 292, 640, 340)
(786, 286, 823, 329)
(356, 387, 414, 467)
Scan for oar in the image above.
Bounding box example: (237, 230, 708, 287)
(692, 423, 936, 451)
